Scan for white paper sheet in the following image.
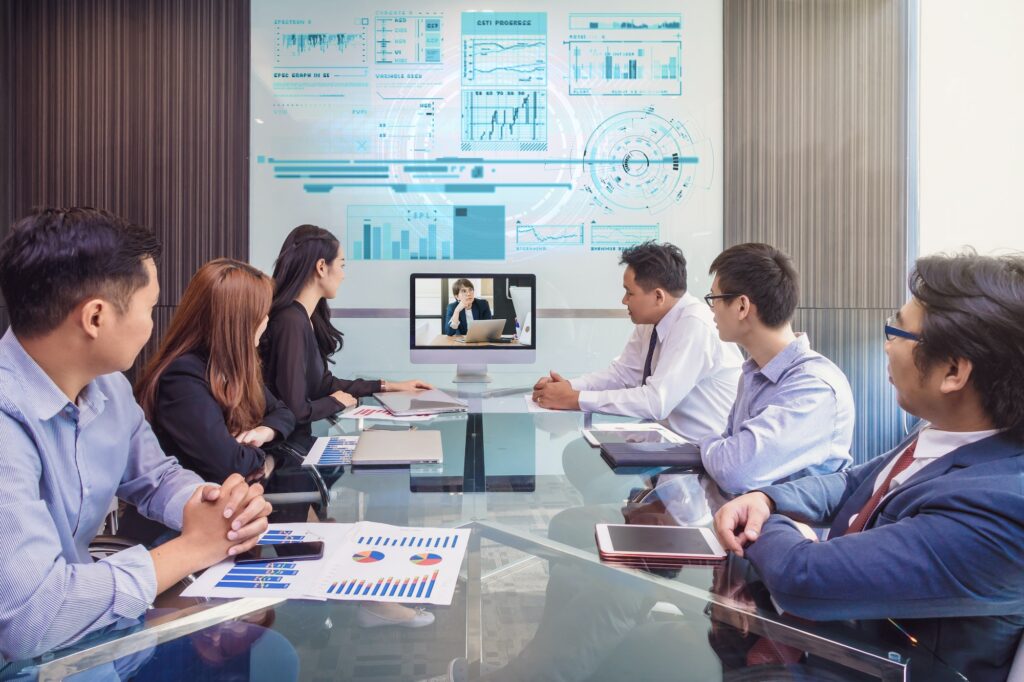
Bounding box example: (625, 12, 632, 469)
(315, 521, 471, 605)
(179, 522, 471, 606)
(301, 435, 358, 466)
(336, 405, 436, 422)
(181, 523, 352, 600)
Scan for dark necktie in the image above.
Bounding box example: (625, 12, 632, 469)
(844, 439, 919, 535)
(641, 328, 659, 385)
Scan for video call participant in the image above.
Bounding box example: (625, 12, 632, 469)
(135, 259, 295, 483)
(0, 207, 272, 660)
(444, 277, 493, 336)
(532, 241, 743, 445)
(260, 224, 431, 436)
(698, 243, 855, 494)
(715, 252, 1024, 682)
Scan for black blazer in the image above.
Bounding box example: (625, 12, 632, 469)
(150, 352, 295, 483)
(261, 301, 381, 433)
(444, 299, 493, 335)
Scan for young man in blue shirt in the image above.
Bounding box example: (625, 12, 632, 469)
(698, 242, 855, 494)
(715, 252, 1024, 681)
(0, 207, 274, 661)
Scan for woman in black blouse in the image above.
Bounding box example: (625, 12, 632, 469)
(260, 226, 436, 629)
(136, 259, 295, 483)
(261, 224, 431, 435)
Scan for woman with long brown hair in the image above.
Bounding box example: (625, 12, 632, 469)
(136, 258, 295, 482)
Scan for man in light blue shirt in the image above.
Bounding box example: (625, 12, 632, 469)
(698, 243, 854, 494)
(0, 207, 273, 661)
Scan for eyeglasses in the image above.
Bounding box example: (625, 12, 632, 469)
(704, 293, 740, 308)
(884, 315, 922, 343)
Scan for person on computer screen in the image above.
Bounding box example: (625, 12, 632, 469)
(444, 278, 493, 336)
(531, 241, 743, 446)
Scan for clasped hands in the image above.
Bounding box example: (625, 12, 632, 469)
(182, 473, 274, 563)
(531, 371, 581, 410)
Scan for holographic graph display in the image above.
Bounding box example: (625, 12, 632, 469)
(252, 1, 722, 309)
(376, 15, 443, 64)
(461, 89, 547, 151)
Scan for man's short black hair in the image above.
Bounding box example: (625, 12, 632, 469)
(709, 243, 799, 328)
(619, 241, 687, 296)
(910, 251, 1024, 441)
(0, 207, 162, 337)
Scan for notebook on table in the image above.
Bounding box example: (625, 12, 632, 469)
(599, 441, 702, 469)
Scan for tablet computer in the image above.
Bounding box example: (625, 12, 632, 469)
(594, 524, 726, 561)
(582, 422, 685, 447)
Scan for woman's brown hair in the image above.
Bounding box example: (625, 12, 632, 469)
(136, 258, 274, 436)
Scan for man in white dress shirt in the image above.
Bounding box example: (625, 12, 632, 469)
(532, 241, 743, 444)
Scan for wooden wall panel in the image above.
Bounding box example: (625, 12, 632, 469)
(0, 0, 250, 374)
(725, 0, 911, 462)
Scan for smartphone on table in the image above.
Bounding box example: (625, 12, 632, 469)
(233, 540, 325, 564)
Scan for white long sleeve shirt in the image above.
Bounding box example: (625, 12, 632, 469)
(569, 293, 744, 443)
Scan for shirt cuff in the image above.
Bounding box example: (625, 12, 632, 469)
(576, 390, 598, 413)
(160, 482, 207, 532)
(102, 544, 158, 618)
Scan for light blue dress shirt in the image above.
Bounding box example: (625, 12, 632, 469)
(697, 334, 855, 494)
(0, 330, 203, 661)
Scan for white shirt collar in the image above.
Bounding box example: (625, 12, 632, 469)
(654, 292, 700, 339)
(913, 425, 1002, 461)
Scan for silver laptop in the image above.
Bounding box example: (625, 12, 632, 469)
(352, 429, 443, 466)
(374, 388, 468, 416)
(457, 318, 506, 343)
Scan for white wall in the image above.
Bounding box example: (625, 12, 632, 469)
(919, 0, 1024, 256)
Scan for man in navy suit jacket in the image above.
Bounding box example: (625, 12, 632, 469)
(444, 277, 492, 335)
(715, 252, 1024, 682)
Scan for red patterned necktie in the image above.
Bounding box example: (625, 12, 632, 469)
(844, 439, 919, 535)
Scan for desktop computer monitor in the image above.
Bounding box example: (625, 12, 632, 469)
(410, 273, 536, 382)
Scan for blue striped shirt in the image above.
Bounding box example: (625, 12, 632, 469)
(0, 330, 203, 661)
(697, 334, 855, 494)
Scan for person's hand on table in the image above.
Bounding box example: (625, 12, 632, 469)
(532, 370, 568, 393)
(713, 492, 774, 557)
(235, 425, 276, 448)
(331, 390, 357, 409)
(531, 372, 579, 409)
(385, 379, 433, 392)
(197, 474, 273, 554)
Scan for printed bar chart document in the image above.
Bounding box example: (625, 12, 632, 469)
(182, 521, 470, 606)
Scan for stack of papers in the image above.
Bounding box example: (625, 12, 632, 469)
(336, 405, 436, 422)
(182, 522, 470, 606)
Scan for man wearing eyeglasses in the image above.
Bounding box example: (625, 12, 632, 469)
(695, 243, 856, 494)
(714, 252, 1024, 681)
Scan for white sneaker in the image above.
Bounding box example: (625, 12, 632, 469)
(356, 605, 436, 629)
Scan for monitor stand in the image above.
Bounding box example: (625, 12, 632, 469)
(453, 363, 492, 383)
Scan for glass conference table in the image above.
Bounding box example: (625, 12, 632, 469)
(10, 375, 960, 681)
